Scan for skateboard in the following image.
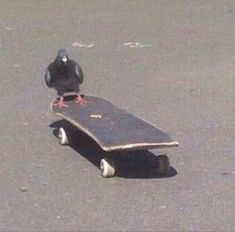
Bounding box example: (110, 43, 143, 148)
(51, 95, 179, 177)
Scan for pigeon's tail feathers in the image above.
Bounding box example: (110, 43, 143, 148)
(75, 63, 84, 84)
(45, 68, 54, 88)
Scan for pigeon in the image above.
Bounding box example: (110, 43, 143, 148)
(45, 49, 86, 108)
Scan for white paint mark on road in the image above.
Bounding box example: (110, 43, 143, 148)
(159, 205, 167, 209)
(124, 42, 133, 46)
(87, 44, 94, 48)
(72, 42, 94, 48)
(5, 27, 14, 31)
(13, 64, 20, 68)
(71, 41, 151, 48)
(124, 42, 151, 48)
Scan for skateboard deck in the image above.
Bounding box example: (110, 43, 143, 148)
(51, 95, 179, 152)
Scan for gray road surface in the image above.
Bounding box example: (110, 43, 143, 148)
(0, 0, 235, 231)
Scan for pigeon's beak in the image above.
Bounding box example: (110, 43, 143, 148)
(62, 56, 68, 64)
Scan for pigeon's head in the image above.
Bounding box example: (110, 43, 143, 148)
(56, 49, 69, 65)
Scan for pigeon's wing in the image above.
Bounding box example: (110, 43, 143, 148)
(45, 65, 54, 88)
(74, 62, 84, 84)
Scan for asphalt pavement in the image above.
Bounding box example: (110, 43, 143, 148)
(0, 0, 235, 231)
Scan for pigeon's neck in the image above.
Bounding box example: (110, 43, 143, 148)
(55, 61, 68, 68)
(56, 62, 69, 78)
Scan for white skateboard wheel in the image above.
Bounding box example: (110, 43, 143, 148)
(58, 127, 69, 145)
(157, 155, 170, 175)
(100, 158, 115, 178)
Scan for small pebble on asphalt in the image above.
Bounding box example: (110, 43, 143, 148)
(20, 186, 28, 192)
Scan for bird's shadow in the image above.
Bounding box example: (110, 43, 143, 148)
(50, 120, 177, 179)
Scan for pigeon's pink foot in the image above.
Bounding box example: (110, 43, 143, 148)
(75, 94, 87, 105)
(53, 97, 68, 108)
